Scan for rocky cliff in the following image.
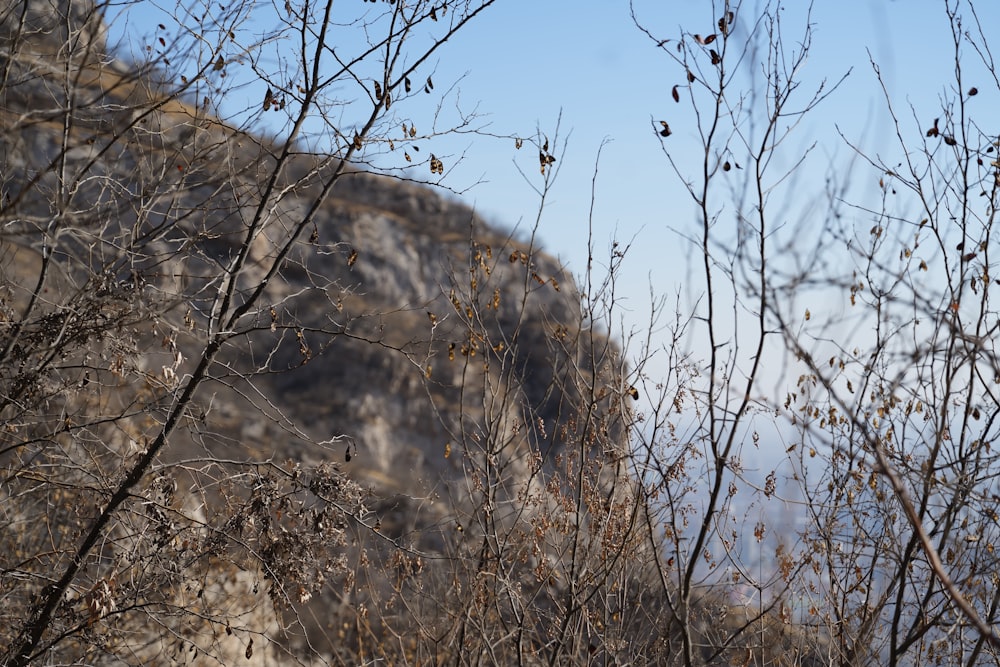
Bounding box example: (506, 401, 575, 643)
(0, 0, 614, 484)
(0, 1, 635, 663)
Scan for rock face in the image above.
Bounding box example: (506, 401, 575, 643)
(0, 0, 604, 487)
(0, 0, 105, 59)
(0, 2, 631, 663)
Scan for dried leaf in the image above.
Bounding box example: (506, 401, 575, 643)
(263, 87, 273, 111)
(658, 121, 672, 137)
(213, 55, 224, 71)
(538, 150, 555, 174)
(672, 85, 680, 103)
(710, 49, 721, 65)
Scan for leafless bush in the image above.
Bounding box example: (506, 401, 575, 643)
(0, 0, 503, 663)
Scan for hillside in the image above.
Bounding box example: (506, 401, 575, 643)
(0, 0, 615, 492)
(0, 0, 644, 664)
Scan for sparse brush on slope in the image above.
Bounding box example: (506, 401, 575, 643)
(0, 0, 664, 664)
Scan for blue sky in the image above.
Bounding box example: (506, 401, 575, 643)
(344, 0, 998, 327)
(105, 0, 1000, 372)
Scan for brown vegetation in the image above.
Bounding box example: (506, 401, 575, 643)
(3, 0, 1000, 665)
